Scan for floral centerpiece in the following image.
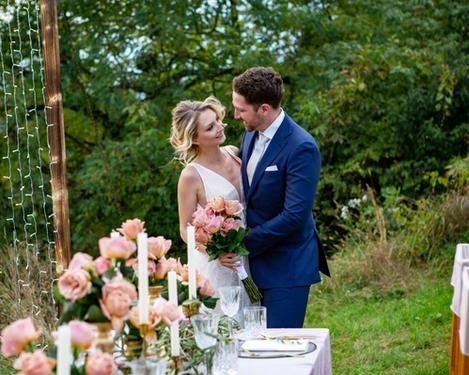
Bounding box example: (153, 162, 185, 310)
(192, 196, 262, 303)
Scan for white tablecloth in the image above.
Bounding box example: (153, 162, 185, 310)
(238, 328, 332, 375)
(451, 244, 469, 316)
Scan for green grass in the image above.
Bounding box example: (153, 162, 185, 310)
(305, 264, 452, 375)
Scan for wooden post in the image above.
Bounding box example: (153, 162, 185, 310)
(40, 0, 71, 273)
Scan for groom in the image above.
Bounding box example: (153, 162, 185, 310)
(232, 67, 330, 328)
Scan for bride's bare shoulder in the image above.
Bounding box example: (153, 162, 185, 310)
(179, 164, 200, 183)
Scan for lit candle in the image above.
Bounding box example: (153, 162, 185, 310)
(187, 225, 197, 299)
(56, 325, 71, 375)
(110, 230, 120, 238)
(137, 232, 149, 325)
(168, 271, 180, 356)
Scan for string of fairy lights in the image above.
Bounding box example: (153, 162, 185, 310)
(1, 0, 58, 327)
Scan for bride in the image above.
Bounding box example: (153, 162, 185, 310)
(169, 96, 252, 312)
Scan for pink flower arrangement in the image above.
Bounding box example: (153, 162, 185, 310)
(85, 350, 116, 375)
(13, 349, 55, 375)
(99, 276, 137, 332)
(1, 317, 41, 357)
(118, 218, 145, 240)
(69, 320, 96, 350)
(98, 236, 137, 260)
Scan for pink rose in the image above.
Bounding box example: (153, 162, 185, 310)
(69, 320, 96, 350)
(205, 215, 224, 234)
(195, 228, 211, 245)
(126, 258, 157, 275)
(196, 273, 215, 297)
(99, 277, 137, 332)
(153, 298, 183, 326)
(117, 218, 145, 240)
(98, 237, 136, 260)
(177, 262, 189, 282)
(192, 207, 210, 227)
(68, 252, 94, 271)
(224, 199, 243, 216)
(94, 256, 111, 275)
(208, 196, 225, 212)
(148, 236, 172, 259)
(13, 350, 55, 375)
(153, 258, 169, 280)
(58, 269, 92, 302)
(128, 306, 162, 342)
(85, 350, 116, 375)
(1, 317, 41, 357)
(221, 217, 241, 234)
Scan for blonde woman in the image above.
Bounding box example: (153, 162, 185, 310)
(170, 96, 252, 311)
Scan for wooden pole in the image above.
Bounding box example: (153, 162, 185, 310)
(40, 0, 71, 273)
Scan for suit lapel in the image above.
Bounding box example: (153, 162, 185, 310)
(247, 117, 292, 201)
(241, 131, 257, 198)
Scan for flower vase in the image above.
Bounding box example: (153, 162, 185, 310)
(93, 322, 114, 353)
(182, 299, 201, 317)
(149, 285, 164, 305)
(125, 338, 143, 358)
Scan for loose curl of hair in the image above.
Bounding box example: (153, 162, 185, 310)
(169, 96, 226, 164)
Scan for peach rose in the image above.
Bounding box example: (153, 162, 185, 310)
(99, 277, 137, 332)
(69, 320, 96, 350)
(196, 273, 215, 297)
(58, 269, 92, 302)
(205, 215, 224, 234)
(117, 218, 145, 240)
(208, 196, 225, 212)
(98, 237, 136, 260)
(85, 350, 116, 375)
(153, 259, 169, 280)
(195, 228, 211, 246)
(94, 256, 111, 275)
(224, 199, 243, 216)
(221, 217, 241, 234)
(13, 350, 55, 375)
(177, 262, 189, 282)
(192, 207, 210, 227)
(148, 236, 172, 259)
(128, 306, 162, 342)
(68, 252, 94, 271)
(126, 258, 157, 275)
(1, 317, 41, 357)
(153, 298, 183, 326)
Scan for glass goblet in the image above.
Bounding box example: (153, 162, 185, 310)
(218, 286, 241, 334)
(191, 314, 220, 374)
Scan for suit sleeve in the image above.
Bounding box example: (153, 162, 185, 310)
(244, 141, 321, 257)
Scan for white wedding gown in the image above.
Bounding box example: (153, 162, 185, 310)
(189, 149, 254, 317)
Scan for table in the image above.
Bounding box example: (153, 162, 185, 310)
(238, 328, 332, 375)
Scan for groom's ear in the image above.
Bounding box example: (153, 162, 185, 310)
(259, 103, 271, 114)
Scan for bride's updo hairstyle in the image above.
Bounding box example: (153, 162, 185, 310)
(170, 96, 226, 164)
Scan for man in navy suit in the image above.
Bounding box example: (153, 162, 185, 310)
(232, 67, 330, 328)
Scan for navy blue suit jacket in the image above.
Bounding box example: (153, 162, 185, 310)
(241, 113, 330, 289)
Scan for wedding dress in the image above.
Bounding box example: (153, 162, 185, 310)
(188, 148, 254, 315)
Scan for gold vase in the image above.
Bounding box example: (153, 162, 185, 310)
(125, 338, 143, 358)
(182, 299, 201, 317)
(149, 285, 164, 305)
(93, 322, 114, 353)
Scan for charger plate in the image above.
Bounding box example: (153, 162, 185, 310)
(238, 341, 317, 359)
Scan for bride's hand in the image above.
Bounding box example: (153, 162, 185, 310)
(218, 253, 241, 270)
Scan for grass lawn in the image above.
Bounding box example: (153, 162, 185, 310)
(305, 264, 452, 375)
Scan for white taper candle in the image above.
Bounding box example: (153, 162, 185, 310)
(56, 324, 71, 375)
(168, 271, 180, 356)
(187, 225, 197, 299)
(137, 232, 149, 324)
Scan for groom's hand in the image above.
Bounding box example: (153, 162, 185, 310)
(218, 253, 241, 270)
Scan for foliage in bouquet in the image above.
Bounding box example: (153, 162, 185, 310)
(192, 196, 248, 260)
(0, 317, 116, 375)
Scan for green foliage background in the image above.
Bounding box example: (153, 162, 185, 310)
(1, 0, 468, 257)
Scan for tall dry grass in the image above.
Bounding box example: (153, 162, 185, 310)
(0, 242, 58, 342)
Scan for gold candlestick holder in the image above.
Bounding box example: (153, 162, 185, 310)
(182, 299, 201, 318)
(138, 324, 151, 357)
(170, 356, 184, 372)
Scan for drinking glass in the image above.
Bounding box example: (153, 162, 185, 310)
(129, 357, 167, 375)
(218, 286, 241, 334)
(243, 306, 267, 337)
(212, 339, 238, 375)
(191, 314, 220, 374)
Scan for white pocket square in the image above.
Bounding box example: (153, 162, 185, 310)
(265, 165, 278, 172)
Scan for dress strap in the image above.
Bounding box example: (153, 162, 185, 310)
(223, 146, 241, 166)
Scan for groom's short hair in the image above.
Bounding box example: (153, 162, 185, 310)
(233, 67, 284, 109)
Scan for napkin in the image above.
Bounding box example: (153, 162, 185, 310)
(241, 339, 310, 352)
(459, 267, 469, 355)
(451, 244, 469, 316)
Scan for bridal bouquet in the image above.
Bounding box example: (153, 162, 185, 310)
(192, 196, 262, 303)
